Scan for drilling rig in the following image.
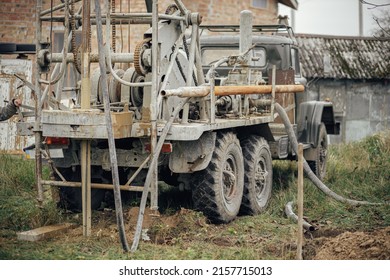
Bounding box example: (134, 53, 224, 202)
(17, 0, 338, 250)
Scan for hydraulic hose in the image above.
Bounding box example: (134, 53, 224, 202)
(95, 0, 129, 251)
(285, 201, 315, 231)
(104, 2, 152, 87)
(274, 102, 384, 206)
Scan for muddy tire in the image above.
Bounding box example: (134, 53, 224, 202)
(240, 136, 273, 215)
(192, 132, 244, 223)
(308, 123, 328, 180)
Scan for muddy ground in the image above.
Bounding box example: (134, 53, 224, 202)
(87, 207, 390, 260)
(307, 227, 390, 260)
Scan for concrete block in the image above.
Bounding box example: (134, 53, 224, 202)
(17, 223, 77, 242)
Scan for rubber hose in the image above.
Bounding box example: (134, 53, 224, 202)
(285, 201, 315, 231)
(95, 0, 130, 251)
(274, 102, 383, 206)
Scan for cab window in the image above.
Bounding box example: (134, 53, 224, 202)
(202, 47, 266, 68)
(291, 47, 301, 76)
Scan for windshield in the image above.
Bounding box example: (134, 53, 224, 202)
(202, 47, 267, 68)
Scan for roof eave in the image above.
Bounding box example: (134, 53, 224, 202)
(278, 0, 299, 10)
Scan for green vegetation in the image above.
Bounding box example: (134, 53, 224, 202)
(0, 155, 61, 232)
(0, 131, 389, 260)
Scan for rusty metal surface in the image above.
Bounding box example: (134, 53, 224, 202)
(268, 69, 296, 124)
(162, 84, 304, 97)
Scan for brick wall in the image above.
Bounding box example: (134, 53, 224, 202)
(1, 0, 280, 47)
(0, 0, 37, 44)
(182, 0, 278, 25)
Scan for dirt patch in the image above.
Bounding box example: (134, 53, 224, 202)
(310, 227, 390, 260)
(127, 207, 162, 229)
(125, 207, 209, 244)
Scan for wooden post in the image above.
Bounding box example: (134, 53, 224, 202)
(297, 143, 304, 260)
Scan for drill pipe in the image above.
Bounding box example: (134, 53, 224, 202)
(161, 84, 305, 98)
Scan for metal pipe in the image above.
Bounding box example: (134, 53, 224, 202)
(35, 0, 44, 206)
(240, 10, 253, 66)
(271, 65, 276, 116)
(174, 0, 189, 17)
(80, 0, 92, 238)
(150, 0, 159, 212)
(161, 87, 209, 97)
(186, 24, 198, 86)
(249, 99, 272, 106)
(207, 57, 229, 123)
(41, 13, 185, 23)
(215, 85, 305, 96)
(297, 143, 304, 260)
(110, 12, 185, 21)
(41, 180, 144, 192)
(92, 18, 153, 24)
(47, 52, 134, 63)
(194, 33, 207, 121)
(161, 84, 305, 97)
(124, 155, 151, 187)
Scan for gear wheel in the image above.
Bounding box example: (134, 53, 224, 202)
(134, 38, 152, 76)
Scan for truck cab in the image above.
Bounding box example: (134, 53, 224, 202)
(198, 24, 339, 179)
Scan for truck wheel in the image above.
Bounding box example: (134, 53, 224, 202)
(240, 136, 273, 215)
(308, 123, 328, 180)
(192, 132, 244, 223)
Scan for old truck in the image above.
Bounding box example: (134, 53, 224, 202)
(18, 0, 338, 226)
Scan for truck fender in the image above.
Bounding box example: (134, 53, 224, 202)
(297, 101, 340, 148)
(169, 131, 216, 173)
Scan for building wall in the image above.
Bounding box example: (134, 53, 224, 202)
(181, 0, 278, 25)
(0, 0, 280, 48)
(306, 79, 390, 143)
(0, 0, 37, 44)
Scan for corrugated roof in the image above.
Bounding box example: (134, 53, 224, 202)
(296, 34, 390, 79)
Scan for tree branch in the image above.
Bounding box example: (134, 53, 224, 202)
(360, 0, 390, 9)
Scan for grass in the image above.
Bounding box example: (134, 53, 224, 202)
(0, 155, 61, 232)
(0, 130, 389, 260)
